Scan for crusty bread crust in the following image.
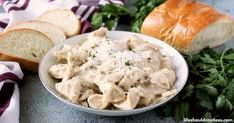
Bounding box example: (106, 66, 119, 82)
(141, 0, 234, 53)
(0, 28, 53, 72)
(77, 17, 81, 35)
(0, 53, 38, 72)
(6, 20, 66, 43)
(1, 28, 53, 44)
(37, 9, 81, 37)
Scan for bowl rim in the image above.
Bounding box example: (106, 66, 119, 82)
(38, 30, 189, 116)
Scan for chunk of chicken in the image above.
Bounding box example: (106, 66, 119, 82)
(54, 44, 72, 60)
(55, 77, 81, 103)
(149, 68, 176, 89)
(149, 71, 170, 89)
(79, 70, 100, 89)
(146, 43, 160, 52)
(79, 89, 95, 101)
(85, 28, 107, 46)
(134, 43, 160, 52)
(147, 84, 168, 96)
(89, 27, 107, 38)
(128, 87, 152, 106)
(99, 83, 126, 103)
(125, 35, 145, 49)
(67, 50, 86, 66)
(118, 69, 145, 90)
(160, 68, 176, 86)
(79, 72, 103, 92)
(62, 64, 74, 81)
(80, 101, 89, 107)
(106, 73, 123, 84)
(118, 74, 135, 90)
(144, 51, 161, 71)
(160, 56, 174, 69)
(78, 59, 97, 71)
(87, 94, 109, 109)
(113, 91, 140, 110)
(49, 64, 68, 79)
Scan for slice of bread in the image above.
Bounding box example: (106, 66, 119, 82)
(37, 9, 81, 37)
(7, 20, 66, 44)
(0, 29, 53, 72)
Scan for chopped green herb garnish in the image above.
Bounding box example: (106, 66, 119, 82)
(125, 60, 133, 66)
(32, 53, 37, 58)
(89, 52, 96, 58)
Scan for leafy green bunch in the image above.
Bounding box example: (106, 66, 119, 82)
(91, 4, 131, 30)
(162, 48, 234, 121)
(91, 0, 165, 32)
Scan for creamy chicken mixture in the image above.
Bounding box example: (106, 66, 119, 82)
(49, 28, 177, 110)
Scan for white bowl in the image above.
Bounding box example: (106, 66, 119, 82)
(39, 31, 188, 116)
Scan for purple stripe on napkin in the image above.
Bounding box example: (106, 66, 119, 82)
(80, 6, 90, 18)
(0, 21, 8, 28)
(71, 6, 78, 13)
(0, 83, 15, 116)
(79, 0, 99, 6)
(0, 62, 22, 123)
(5, 0, 20, 6)
(7, 0, 30, 13)
(0, 72, 21, 83)
(81, 20, 92, 33)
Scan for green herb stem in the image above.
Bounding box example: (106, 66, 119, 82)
(220, 48, 228, 80)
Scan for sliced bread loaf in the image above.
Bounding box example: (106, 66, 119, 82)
(37, 9, 81, 37)
(141, 0, 234, 54)
(7, 20, 66, 44)
(0, 29, 53, 72)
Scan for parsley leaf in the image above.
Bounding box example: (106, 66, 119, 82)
(125, 60, 133, 66)
(91, 13, 103, 30)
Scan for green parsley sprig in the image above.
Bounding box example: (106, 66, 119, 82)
(91, 4, 132, 30)
(161, 48, 234, 121)
(91, 0, 165, 31)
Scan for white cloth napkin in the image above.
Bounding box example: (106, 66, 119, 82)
(0, 0, 124, 123)
(0, 0, 124, 32)
(0, 62, 23, 123)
